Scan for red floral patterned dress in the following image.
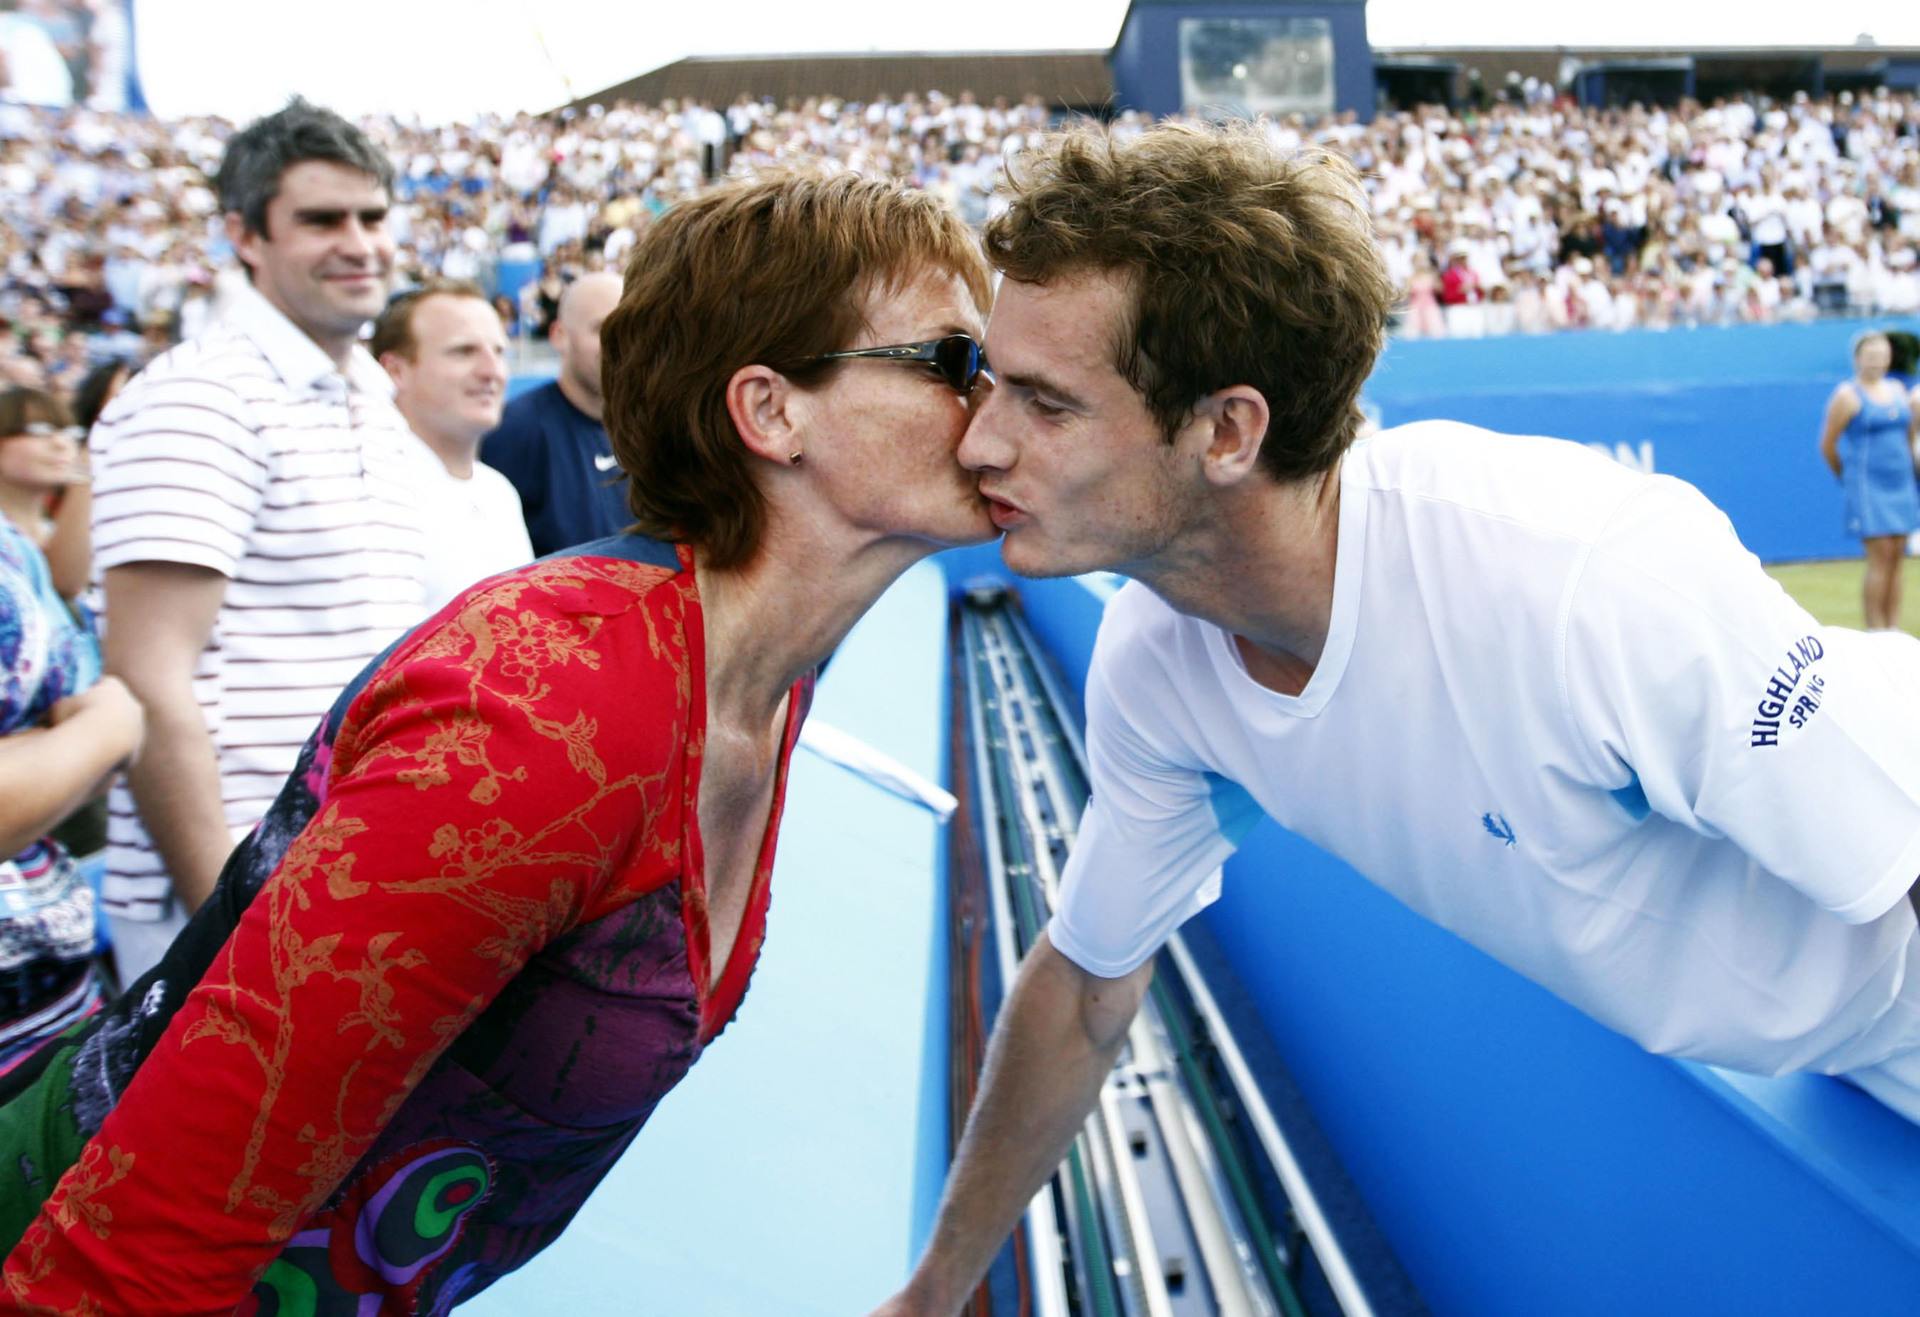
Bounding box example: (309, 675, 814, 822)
(0, 537, 809, 1315)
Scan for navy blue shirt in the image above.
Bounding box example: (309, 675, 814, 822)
(480, 381, 632, 556)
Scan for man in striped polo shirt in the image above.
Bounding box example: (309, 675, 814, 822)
(89, 100, 426, 981)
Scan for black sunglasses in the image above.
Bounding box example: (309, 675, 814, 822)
(808, 334, 991, 395)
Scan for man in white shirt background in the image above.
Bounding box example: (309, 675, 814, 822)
(371, 281, 532, 612)
(874, 121, 1920, 1316)
(89, 99, 425, 981)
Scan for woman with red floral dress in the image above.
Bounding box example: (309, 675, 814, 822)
(0, 168, 996, 1316)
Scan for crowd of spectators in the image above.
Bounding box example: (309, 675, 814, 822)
(1354, 86, 1920, 334)
(3, 81, 1920, 406)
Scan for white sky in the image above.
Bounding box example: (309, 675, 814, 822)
(134, 0, 1920, 121)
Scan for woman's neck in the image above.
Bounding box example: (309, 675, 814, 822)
(696, 526, 935, 730)
(0, 485, 46, 536)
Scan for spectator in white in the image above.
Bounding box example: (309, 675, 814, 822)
(1511, 271, 1553, 334)
(87, 99, 426, 982)
(537, 184, 589, 256)
(1750, 178, 1793, 275)
(81, 0, 128, 112)
(1783, 180, 1824, 253)
(1880, 244, 1920, 314)
(371, 281, 531, 612)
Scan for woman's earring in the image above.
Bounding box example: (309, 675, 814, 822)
(789, 451, 804, 466)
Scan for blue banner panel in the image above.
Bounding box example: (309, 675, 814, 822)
(1367, 317, 1920, 563)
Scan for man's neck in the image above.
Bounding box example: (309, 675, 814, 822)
(1133, 463, 1344, 695)
(404, 417, 479, 479)
(253, 281, 359, 371)
(555, 371, 603, 422)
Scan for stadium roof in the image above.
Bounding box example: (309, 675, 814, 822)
(568, 41, 1920, 116)
(575, 51, 1114, 112)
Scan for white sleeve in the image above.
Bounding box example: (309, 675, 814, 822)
(90, 374, 268, 579)
(1045, 615, 1244, 979)
(1563, 478, 1920, 924)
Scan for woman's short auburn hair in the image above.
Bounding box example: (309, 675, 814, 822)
(985, 120, 1393, 484)
(601, 169, 991, 569)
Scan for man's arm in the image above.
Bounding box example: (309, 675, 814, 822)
(872, 934, 1153, 1317)
(102, 560, 232, 913)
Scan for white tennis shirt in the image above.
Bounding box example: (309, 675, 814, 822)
(1050, 422, 1920, 1081)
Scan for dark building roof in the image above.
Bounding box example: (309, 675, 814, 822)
(1371, 44, 1920, 80)
(570, 50, 1114, 113)
(568, 43, 1920, 119)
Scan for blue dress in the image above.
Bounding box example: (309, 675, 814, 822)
(1839, 381, 1920, 538)
(0, 516, 104, 1072)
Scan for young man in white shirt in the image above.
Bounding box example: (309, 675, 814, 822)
(372, 282, 533, 612)
(874, 122, 1920, 1316)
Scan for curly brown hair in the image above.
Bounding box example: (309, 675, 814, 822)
(985, 121, 1392, 483)
(600, 169, 991, 569)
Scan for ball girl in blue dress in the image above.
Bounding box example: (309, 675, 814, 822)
(1820, 331, 1920, 630)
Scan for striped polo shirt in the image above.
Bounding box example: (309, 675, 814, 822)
(91, 283, 427, 920)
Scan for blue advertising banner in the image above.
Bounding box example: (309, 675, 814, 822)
(1366, 317, 1920, 563)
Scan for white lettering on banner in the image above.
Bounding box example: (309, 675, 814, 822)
(1584, 440, 1655, 473)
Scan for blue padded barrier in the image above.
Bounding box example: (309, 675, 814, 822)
(1367, 316, 1920, 564)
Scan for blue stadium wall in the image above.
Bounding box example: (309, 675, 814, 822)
(1367, 315, 1920, 563)
(1111, 0, 1375, 119)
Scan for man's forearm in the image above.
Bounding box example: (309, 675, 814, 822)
(122, 693, 231, 912)
(900, 938, 1150, 1316)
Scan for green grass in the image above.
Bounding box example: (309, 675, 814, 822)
(1766, 558, 1920, 635)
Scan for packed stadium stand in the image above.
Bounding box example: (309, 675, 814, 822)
(4, 74, 1920, 402)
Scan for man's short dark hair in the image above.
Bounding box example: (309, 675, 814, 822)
(215, 98, 395, 239)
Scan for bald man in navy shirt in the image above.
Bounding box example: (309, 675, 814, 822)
(481, 270, 631, 554)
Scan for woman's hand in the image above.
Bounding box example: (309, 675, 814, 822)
(50, 674, 145, 771)
(0, 677, 146, 855)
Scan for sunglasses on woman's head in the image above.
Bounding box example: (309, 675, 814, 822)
(22, 422, 83, 441)
(807, 334, 991, 395)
